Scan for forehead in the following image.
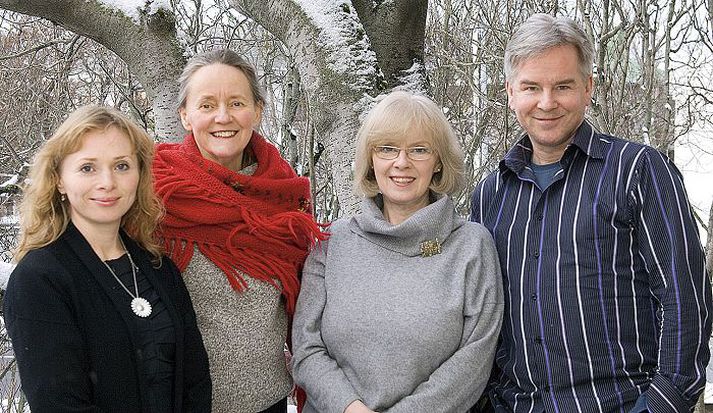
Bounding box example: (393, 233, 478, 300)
(512, 44, 583, 83)
(186, 63, 252, 99)
(68, 127, 134, 158)
(373, 127, 435, 147)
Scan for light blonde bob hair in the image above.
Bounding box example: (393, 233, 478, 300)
(354, 90, 464, 197)
(14, 105, 163, 262)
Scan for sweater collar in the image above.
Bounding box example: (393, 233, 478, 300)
(349, 193, 464, 257)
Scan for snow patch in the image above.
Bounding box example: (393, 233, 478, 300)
(0, 174, 19, 188)
(395, 61, 427, 94)
(94, 0, 171, 23)
(0, 261, 15, 290)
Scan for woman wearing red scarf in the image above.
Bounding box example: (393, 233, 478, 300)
(153, 49, 324, 413)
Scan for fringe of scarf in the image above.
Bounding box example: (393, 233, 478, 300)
(153, 132, 327, 315)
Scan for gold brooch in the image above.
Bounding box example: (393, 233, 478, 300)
(420, 238, 441, 257)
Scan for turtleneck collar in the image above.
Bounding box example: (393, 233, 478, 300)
(349, 192, 464, 257)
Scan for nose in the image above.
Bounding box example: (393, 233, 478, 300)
(214, 105, 231, 123)
(97, 168, 117, 189)
(393, 149, 411, 168)
(537, 89, 558, 111)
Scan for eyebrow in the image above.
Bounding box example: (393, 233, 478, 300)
(518, 78, 577, 85)
(196, 94, 249, 101)
(74, 155, 134, 162)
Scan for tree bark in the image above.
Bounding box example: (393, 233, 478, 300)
(352, 0, 428, 87)
(707, 199, 713, 277)
(0, 0, 186, 141)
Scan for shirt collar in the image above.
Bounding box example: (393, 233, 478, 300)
(500, 120, 606, 174)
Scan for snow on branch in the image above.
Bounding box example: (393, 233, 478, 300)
(296, 0, 380, 92)
(95, 0, 171, 24)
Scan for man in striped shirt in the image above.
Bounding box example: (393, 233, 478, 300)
(470, 13, 712, 413)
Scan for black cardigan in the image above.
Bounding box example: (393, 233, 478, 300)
(3, 223, 211, 413)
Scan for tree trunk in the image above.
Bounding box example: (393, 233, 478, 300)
(707, 199, 713, 277)
(229, 0, 427, 215)
(352, 0, 428, 88)
(0, 0, 186, 141)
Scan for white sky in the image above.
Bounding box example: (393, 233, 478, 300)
(676, 129, 712, 245)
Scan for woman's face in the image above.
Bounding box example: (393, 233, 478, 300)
(57, 127, 139, 237)
(371, 130, 439, 224)
(179, 63, 263, 171)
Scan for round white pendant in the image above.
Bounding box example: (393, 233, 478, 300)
(131, 297, 152, 318)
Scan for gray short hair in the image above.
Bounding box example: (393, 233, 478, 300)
(177, 49, 265, 110)
(354, 90, 464, 198)
(505, 13, 594, 81)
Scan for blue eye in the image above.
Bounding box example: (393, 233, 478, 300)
(376, 146, 399, 154)
(408, 147, 431, 155)
(116, 162, 130, 171)
(80, 164, 94, 173)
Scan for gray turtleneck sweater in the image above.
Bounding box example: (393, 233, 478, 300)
(292, 194, 504, 413)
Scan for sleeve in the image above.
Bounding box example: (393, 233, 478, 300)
(383, 227, 504, 413)
(168, 258, 212, 412)
(470, 172, 498, 224)
(2, 255, 104, 413)
(629, 149, 712, 412)
(291, 241, 362, 413)
(469, 177, 487, 223)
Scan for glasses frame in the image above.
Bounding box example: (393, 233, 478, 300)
(372, 145, 435, 161)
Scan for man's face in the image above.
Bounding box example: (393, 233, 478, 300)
(506, 44, 593, 164)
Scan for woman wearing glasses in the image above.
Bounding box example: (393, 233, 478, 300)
(291, 90, 504, 413)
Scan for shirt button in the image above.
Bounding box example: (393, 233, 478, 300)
(535, 337, 543, 344)
(533, 251, 540, 258)
(536, 214, 543, 221)
(531, 293, 537, 301)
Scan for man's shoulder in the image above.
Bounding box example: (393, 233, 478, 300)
(593, 129, 656, 157)
(475, 167, 502, 189)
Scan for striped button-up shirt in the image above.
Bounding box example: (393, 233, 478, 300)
(470, 121, 712, 413)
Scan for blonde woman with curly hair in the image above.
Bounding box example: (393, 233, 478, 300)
(3, 105, 211, 413)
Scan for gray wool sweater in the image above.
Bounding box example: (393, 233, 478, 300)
(180, 163, 291, 412)
(292, 194, 504, 413)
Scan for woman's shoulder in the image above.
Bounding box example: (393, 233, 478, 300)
(449, 220, 498, 257)
(13, 241, 65, 274)
(6, 242, 71, 302)
(457, 220, 493, 239)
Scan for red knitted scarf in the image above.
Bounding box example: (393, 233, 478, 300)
(152, 132, 325, 314)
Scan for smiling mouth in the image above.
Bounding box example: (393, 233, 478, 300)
(211, 131, 238, 138)
(92, 197, 119, 205)
(391, 177, 415, 185)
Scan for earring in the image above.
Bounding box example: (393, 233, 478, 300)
(60, 193, 66, 202)
(434, 166, 442, 173)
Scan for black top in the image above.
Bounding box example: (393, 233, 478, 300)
(106, 255, 176, 413)
(3, 223, 211, 413)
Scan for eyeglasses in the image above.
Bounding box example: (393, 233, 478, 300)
(373, 145, 435, 161)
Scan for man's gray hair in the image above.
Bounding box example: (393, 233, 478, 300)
(504, 13, 594, 81)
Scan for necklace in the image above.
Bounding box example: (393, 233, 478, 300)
(102, 238, 152, 318)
